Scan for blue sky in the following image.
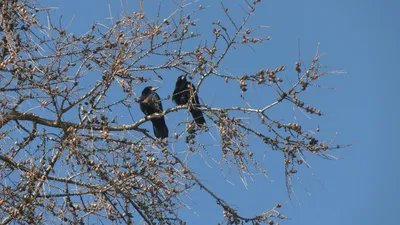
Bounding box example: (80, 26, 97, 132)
(37, 0, 399, 224)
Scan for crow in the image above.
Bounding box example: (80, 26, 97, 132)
(172, 75, 206, 126)
(139, 86, 169, 139)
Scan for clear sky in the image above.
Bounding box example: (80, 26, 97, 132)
(38, 0, 399, 224)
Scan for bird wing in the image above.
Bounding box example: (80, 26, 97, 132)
(153, 92, 164, 112)
(191, 84, 201, 105)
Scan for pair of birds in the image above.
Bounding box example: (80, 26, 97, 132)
(139, 75, 206, 139)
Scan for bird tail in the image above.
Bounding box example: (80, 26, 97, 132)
(151, 118, 169, 139)
(190, 108, 206, 126)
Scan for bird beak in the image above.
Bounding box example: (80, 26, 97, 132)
(151, 87, 160, 91)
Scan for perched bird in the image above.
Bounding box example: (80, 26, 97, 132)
(172, 75, 206, 126)
(139, 86, 169, 139)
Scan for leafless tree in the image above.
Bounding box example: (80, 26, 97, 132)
(0, 0, 347, 224)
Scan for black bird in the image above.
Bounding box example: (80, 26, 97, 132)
(139, 86, 169, 139)
(172, 75, 206, 126)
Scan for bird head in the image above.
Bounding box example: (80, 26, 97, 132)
(175, 75, 188, 87)
(180, 75, 187, 81)
(140, 86, 159, 100)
